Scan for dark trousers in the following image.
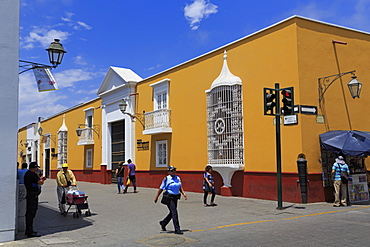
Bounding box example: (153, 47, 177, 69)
(162, 197, 180, 231)
(124, 175, 136, 192)
(203, 190, 216, 204)
(25, 194, 38, 233)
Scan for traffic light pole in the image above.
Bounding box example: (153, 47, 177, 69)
(275, 83, 283, 210)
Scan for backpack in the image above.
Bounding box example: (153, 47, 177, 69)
(338, 163, 349, 184)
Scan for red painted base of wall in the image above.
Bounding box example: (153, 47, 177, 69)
(220, 186, 233, 196)
(52, 167, 333, 203)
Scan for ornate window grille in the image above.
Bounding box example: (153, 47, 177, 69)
(206, 85, 244, 165)
(58, 131, 67, 167)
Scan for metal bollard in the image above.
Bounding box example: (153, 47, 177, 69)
(297, 154, 308, 204)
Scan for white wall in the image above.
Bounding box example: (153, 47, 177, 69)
(0, 0, 20, 242)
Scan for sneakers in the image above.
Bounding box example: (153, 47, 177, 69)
(174, 230, 183, 235)
(159, 221, 167, 231)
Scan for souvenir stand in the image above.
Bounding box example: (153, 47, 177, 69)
(320, 130, 370, 203)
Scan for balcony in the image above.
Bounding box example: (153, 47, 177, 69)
(77, 128, 95, 145)
(143, 109, 172, 135)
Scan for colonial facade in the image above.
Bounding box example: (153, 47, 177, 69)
(18, 16, 370, 203)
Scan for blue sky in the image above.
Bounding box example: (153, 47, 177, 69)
(19, 0, 370, 128)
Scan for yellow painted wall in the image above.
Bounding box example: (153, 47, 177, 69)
(38, 98, 102, 171)
(17, 126, 27, 164)
(135, 17, 370, 174)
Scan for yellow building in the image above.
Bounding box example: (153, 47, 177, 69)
(19, 16, 370, 202)
(119, 16, 370, 202)
(18, 98, 105, 183)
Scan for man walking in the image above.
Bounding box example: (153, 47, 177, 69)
(56, 163, 77, 214)
(124, 159, 137, 193)
(24, 162, 46, 237)
(332, 156, 350, 207)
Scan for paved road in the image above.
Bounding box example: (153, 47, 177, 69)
(3, 179, 370, 246)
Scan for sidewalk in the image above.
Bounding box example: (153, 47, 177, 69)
(3, 179, 368, 246)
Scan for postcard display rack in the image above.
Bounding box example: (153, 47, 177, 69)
(348, 174, 369, 203)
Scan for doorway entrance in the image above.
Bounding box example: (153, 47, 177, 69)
(111, 120, 125, 182)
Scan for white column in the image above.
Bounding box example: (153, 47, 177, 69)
(0, 0, 19, 242)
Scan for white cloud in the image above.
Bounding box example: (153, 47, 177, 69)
(73, 55, 88, 65)
(184, 0, 218, 30)
(76, 21, 92, 30)
(61, 12, 92, 30)
(53, 69, 100, 88)
(18, 73, 67, 127)
(23, 29, 70, 49)
(18, 69, 103, 127)
(292, 2, 332, 20)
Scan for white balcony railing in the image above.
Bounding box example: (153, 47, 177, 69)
(77, 128, 95, 145)
(143, 109, 172, 135)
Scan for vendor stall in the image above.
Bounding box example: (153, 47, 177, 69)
(320, 130, 370, 203)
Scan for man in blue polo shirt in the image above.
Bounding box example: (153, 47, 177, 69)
(332, 156, 350, 207)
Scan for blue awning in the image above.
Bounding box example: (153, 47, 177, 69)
(319, 130, 370, 157)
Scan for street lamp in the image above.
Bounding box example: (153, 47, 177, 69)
(46, 39, 67, 67)
(347, 75, 362, 99)
(19, 39, 67, 74)
(318, 70, 363, 130)
(318, 70, 362, 102)
(119, 99, 145, 129)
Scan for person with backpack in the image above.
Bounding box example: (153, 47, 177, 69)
(331, 156, 350, 207)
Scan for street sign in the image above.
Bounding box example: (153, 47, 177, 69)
(300, 105, 317, 115)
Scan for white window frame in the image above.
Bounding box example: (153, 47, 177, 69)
(156, 140, 168, 167)
(84, 107, 94, 127)
(150, 78, 170, 110)
(85, 148, 93, 168)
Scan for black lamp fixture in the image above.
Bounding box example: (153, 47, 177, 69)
(19, 39, 67, 74)
(318, 70, 362, 102)
(118, 99, 128, 113)
(76, 125, 83, 137)
(119, 99, 145, 128)
(347, 75, 362, 99)
(75, 124, 100, 137)
(37, 127, 43, 136)
(46, 39, 67, 67)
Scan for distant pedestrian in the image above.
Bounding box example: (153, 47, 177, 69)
(154, 166, 188, 235)
(24, 162, 46, 237)
(18, 162, 28, 201)
(115, 162, 125, 194)
(124, 159, 137, 193)
(332, 156, 350, 207)
(56, 163, 77, 214)
(203, 165, 217, 207)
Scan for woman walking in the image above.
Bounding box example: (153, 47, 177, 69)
(115, 162, 125, 194)
(203, 165, 217, 207)
(154, 166, 188, 234)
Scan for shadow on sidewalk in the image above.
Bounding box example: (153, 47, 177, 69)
(15, 201, 94, 241)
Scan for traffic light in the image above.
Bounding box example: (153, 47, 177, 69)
(281, 87, 294, 115)
(264, 88, 276, 115)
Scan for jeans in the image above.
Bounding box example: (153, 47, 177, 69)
(117, 177, 125, 193)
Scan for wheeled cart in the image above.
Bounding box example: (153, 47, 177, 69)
(63, 187, 92, 218)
